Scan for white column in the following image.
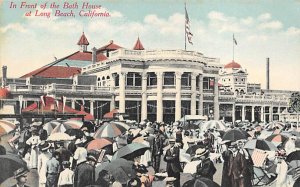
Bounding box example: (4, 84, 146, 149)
(242, 105, 246, 121)
(269, 106, 273, 122)
(141, 73, 148, 121)
(119, 72, 126, 113)
(90, 100, 94, 116)
(232, 103, 236, 123)
(175, 72, 183, 121)
(213, 77, 220, 120)
(261, 106, 265, 122)
(190, 73, 197, 115)
(198, 75, 204, 115)
(156, 72, 164, 122)
(71, 99, 75, 109)
(251, 106, 255, 122)
(110, 74, 116, 110)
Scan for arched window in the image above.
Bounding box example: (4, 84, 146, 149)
(97, 77, 100, 81)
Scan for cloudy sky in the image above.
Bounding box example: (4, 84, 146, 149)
(1, 0, 299, 91)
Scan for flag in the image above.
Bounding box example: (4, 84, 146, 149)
(233, 34, 237, 45)
(82, 98, 85, 106)
(185, 4, 193, 45)
(55, 100, 59, 110)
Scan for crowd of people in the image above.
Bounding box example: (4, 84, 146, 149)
(4, 118, 300, 187)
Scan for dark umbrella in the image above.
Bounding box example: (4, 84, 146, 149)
(186, 144, 205, 155)
(222, 129, 247, 142)
(0, 154, 28, 183)
(81, 121, 95, 132)
(112, 142, 150, 160)
(65, 129, 84, 139)
(287, 160, 300, 175)
(95, 158, 136, 184)
(295, 139, 300, 148)
(244, 139, 278, 151)
(182, 177, 220, 187)
(286, 150, 300, 162)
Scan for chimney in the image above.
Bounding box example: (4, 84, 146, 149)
(92, 47, 97, 64)
(266, 57, 270, 90)
(2, 66, 7, 87)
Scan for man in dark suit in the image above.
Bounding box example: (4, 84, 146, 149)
(227, 142, 251, 187)
(152, 130, 165, 173)
(164, 139, 182, 187)
(11, 167, 30, 187)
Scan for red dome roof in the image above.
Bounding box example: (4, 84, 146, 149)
(224, 61, 242, 69)
(0, 88, 10, 99)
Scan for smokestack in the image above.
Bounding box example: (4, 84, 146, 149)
(92, 47, 97, 64)
(2, 66, 7, 87)
(266, 58, 270, 90)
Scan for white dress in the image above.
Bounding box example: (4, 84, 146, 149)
(140, 141, 151, 167)
(26, 135, 40, 169)
(38, 151, 52, 187)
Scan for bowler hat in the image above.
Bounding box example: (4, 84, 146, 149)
(195, 148, 208, 158)
(39, 142, 51, 151)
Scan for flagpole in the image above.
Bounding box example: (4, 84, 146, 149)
(233, 34, 235, 61)
(184, 2, 187, 51)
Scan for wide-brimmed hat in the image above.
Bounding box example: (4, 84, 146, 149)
(75, 139, 82, 145)
(87, 150, 98, 162)
(39, 142, 51, 151)
(14, 167, 28, 178)
(195, 148, 208, 157)
(228, 141, 238, 148)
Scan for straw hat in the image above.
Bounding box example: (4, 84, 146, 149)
(14, 167, 28, 178)
(195, 148, 208, 158)
(39, 142, 51, 151)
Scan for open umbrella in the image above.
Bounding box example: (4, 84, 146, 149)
(65, 129, 84, 139)
(64, 120, 83, 128)
(51, 122, 82, 134)
(286, 150, 300, 162)
(94, 122, 127, 139)
(112, 142, 150, 160)
(201, 120, 226, 131)
(265, 122, 285, 130)
(95, 158, 136, 184)
(87, 138, 113, 151)
(265, 134, 288, 145)
(43, 120, 64, 134)
(0, 154, 28, 183)
(110, 121, 130, 130)
(222, 129, 247, 142)
(182, 177, 220, 187)
(244, 139, 278, 151)
(0, 120, 16, 136)
(287, 160, 300, 175)
(47, 132, 75, 142)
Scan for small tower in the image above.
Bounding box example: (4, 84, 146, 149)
(133, 37, 145, 50)
(77, 32, 89, 52)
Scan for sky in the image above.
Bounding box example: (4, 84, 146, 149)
(0, 0, 300, 91)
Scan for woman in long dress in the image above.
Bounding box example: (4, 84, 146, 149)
(26, 129, 40, 169)
(38, 142, 52, 187)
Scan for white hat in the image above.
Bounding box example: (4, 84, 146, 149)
(75, 139, 82, 145)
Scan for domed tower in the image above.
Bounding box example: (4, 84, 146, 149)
(77, 32, 89, 52)
(219, 60, 248, 94)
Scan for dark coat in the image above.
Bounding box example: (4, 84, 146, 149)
(221, 150, 232, 187)
(74, 161, 95, 187)
(10, 185, 30, 187)
(196, 157, 216, 180)
(227, 151, 252, 187)
(164, 146, 183, 174)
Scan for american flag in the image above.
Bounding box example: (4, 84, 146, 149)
(185, 5, 193, 45)
(233, 34, 237, 45)
(251, 149, 268, 167)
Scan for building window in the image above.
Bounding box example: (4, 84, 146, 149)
(115, 74, 119, 86)
(126, 72, 141, 86)
(203, 77, 209, 89)
(147, 72, 157, 86)
(164, 72, 175, 85)
(181, 73, 191, 86)
(236, 78, 238, 82)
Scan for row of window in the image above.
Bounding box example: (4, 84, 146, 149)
(97, 72, 215, 89)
